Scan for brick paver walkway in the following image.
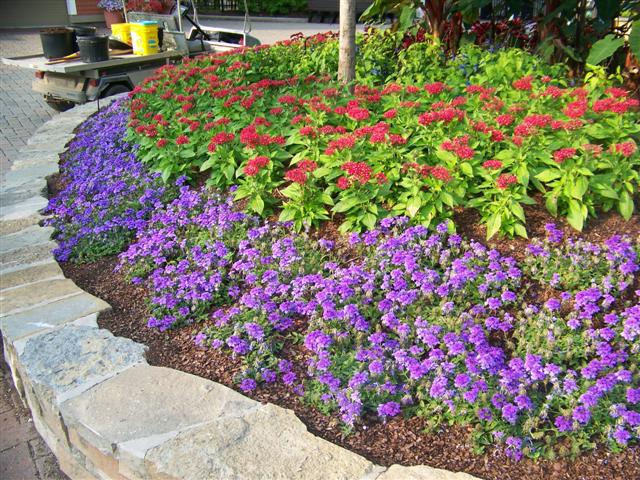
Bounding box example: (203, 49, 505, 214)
(0, 30, 57, 181)
(1, 336, 67, 480)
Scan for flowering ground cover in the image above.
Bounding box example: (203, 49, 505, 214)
(46, 30, 640, 479)
(127, 30, 639, 238)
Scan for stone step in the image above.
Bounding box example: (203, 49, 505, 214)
(1, 292, 110, 344)
(0, 261, 64, 292)
(0, 195, 48, 222)
(0, 242, 58, 276)
(0, 279, 85, 317)
(0, 225, 54, 255)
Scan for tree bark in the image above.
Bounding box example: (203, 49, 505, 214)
(338, 0, 356, 86)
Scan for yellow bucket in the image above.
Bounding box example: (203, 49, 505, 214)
(111, 23, 132, 46)
(130, 22, 159, 56)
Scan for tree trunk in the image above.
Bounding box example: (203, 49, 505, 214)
(338, 0, 356, 86)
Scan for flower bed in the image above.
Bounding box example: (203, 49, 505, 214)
(46, 30, 639, 477)
(126, 30, 639, 237)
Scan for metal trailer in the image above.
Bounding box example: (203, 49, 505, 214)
(1, 0, 259, 111)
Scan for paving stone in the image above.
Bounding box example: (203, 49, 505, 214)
(0, 241, 57, 276)
(34, 453, 67, 480)
(376, 465, 479, 480)
(1, 293, 109, 343)
(61, 365, 257, 460)
(0, 261, 64, 292)
(20, 326, 147, 407)
(26, 133, 74, 148)
(0, 213, 44, 236)
(0, 225, 53, 254)
(0, 410, 37, 451)
(29, 437, 50, 458)
(1, 171, 48, 192)
(144, 402, 377, 480)
(0, 194, 48, 222)
(0, 279, 83, 317)
(0, 443, 38, 480)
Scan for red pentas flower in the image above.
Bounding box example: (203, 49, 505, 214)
(483, 160, 503, 170)
(384, 109, 397, 119)
(495, 114, 515, 127)
(612, 141, 637, 157)
(496, 173, 518, 189)
(563, 99, 587, 118)
(298, 159, 318, 172)
(285, 168, 308, 185)
(337, 176, 351, 190)
(175, 135, 189, 145)
(375, 172, 388, 184)
(243, 156, 270, 176)
(513, 76, 533, 91)
(156, 138, 168, 148)
(424, 82, 446, 95)
(553, 147, 577, 163)
(430, 165, 452, 182)
(341, 161, 372, 184)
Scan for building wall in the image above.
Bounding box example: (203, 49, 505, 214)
(76, 0, 102, 15)
(0, 0, 70, 27)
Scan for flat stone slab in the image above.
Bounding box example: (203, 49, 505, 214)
(20, 326, 147, 405)
(0, 241, 58, 275)
(2, 167, 54, 191)
(61, 365, 259, 457)
(0, 279, 83, 317)
(0, 261, 64, 292)
(1, 292, 110, 343)
(377, 465, 479, 480)
(0, 214, 44, 236)
(144, 403, 377, 480)
(0, 195, 48, 222)
(0, 225, 53, 254)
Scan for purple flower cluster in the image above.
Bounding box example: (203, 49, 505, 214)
(122, 195, 639, 459)
(45, 100, 167, 262)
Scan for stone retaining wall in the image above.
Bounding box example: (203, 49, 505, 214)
(0, 99, 479, 480)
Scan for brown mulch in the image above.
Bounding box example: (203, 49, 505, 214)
(59, 202, 640, 480)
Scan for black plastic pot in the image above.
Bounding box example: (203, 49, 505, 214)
(40, 28, 74, 59)
(77, 35, 110, 63)
(71, 26, 97, 52)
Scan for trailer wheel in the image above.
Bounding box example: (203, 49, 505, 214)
(45, 99, 75, 112)
(101, 83, 131, 98)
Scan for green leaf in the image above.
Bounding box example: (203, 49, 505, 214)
(570, 176, 589, 199)
(200, 158, 215, 172)
(545, 194, 558, 216)
(406, 196, 422, 217)
(586, 34, 625, 65)
(224, 164, 235, 181)
(435, 149, 458, 164)
(161, 167, 172, 183)
(511, 202, 525, 222)
(629, 20, 640, 60)
(362, 212, 377, 230)
(536, 169, 561, 182)
(567, 199, 584, 231)
(460, 162, 473, 177)
(486, 213, 502, 240)
(249, 195, 264, 215)
(495, 150, 514, 161)
(619, 190, 634, 220)
(279, 208, 296, 222)
(514, 223, 528, 238)
(179, 149, 196, 159)
(281, 183, 302, 200)
(333, 196, 360, 213)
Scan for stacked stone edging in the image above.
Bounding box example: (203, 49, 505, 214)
(0, 99, 479, 480)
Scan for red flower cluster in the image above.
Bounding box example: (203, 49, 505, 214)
(553, 147, 577, 164)
(243, 156, 270, 176)
(512, 76, 533, 91)
(612, 141, 637, 157)
(325, 135, 356, 155)
(496, 173, 518, 189)
(441, 135, 474, 159)
(341, 161, 372, 184)
(563, 99, 587, 118)
(593, 97, 639, 114)
(175, 134, 189, 145)
(495, 114, 514, 126)
(240, 124, 285, 149)
(424, 82, 446, 95)
(285, 159, 318, 185)
(402, 162, 452, 182)
(482, 160, 503, 170)
(208, 132, 235, 152)
(419, 107, 464, 125)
